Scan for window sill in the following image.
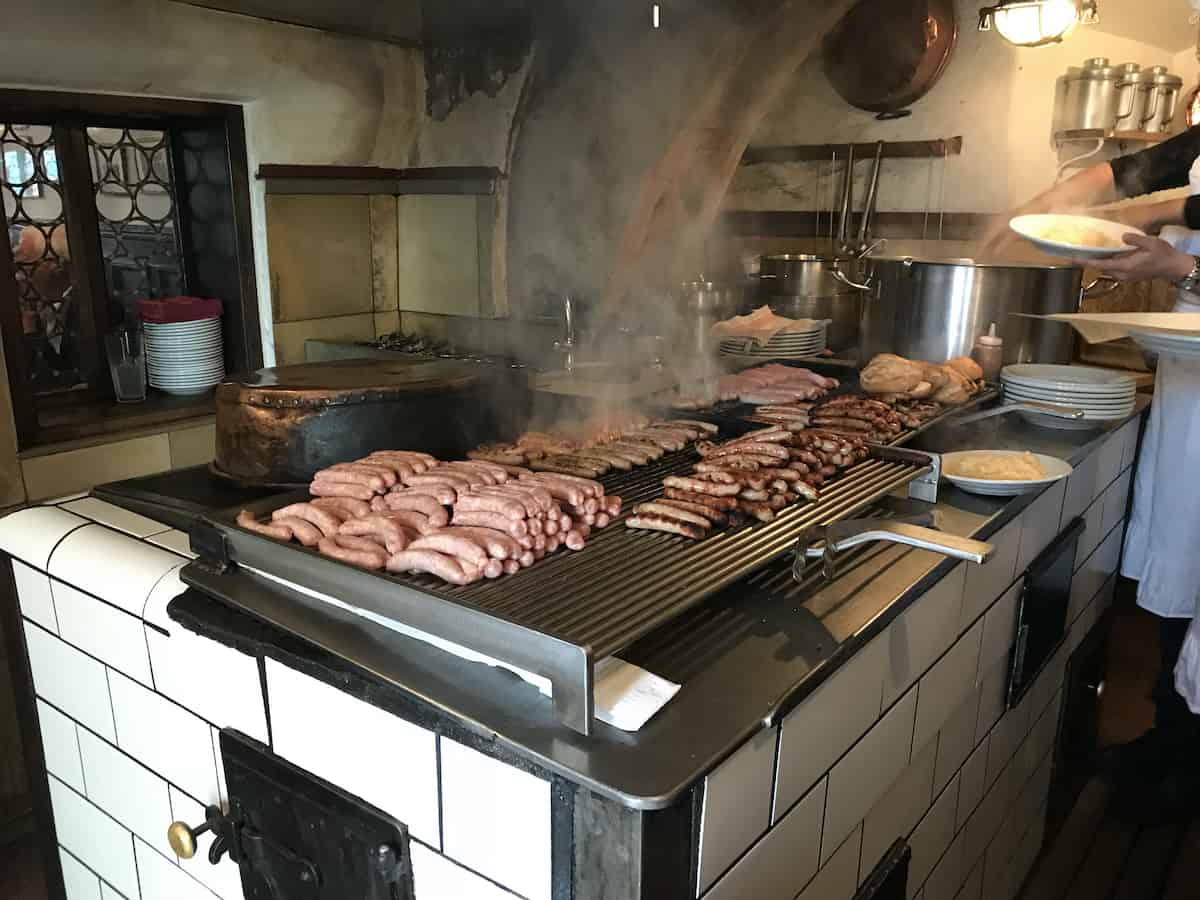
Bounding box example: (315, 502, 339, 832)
(21, 389, 216, 455)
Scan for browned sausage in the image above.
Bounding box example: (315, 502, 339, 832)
(311, 496, 373, 518)
(339, 516, 410, 553)
(236, 510, 293, 541)
(273, 516, 323, 547)
(385, 549, 477, 585)
(382, 492, 449, 526)
(451, 509, 529, 538)
(662, 476, 741, 497)
(408, 532, 489, 569)
(318, 535, 387, 570)
(634, 502, 711, 530)
(625, 515, 704, 539)
(529, 459, 605, 479)
(309, 480, 376, 501)
(654, 499, 725, 525)
(272, 503, 341, 536)
(604, 496, 622, 516)
(662, 488, 738, 511)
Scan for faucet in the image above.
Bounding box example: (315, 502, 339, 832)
(794, 509, 993, 581)
(553, 294, 577, 373)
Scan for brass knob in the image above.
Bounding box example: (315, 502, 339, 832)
(167, 821, 197, 859)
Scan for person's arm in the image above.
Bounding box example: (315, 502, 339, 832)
(981, 163, 1117, 252)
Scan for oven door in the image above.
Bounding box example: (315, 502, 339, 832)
(1007, 517, 1084, 709)
(172, 730, 414, 900)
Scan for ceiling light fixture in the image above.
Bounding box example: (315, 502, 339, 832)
(978, 0, 1097, 47)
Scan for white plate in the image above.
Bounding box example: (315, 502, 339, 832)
(149, 368, 225, 378)
(150, 378, 224, 388)
(154, 385, 217, 396)
(144, 319, 221, 331)
(1002, 379, 1134, 397)
(1130, 329, 1200, 360)
(1017, 410, 1115, 430)
(1002, 388, 1134, 409)
(1002, 363, 1136, 390)
(1009, 214, 1144, 260)
(940, 451, 1073, 496)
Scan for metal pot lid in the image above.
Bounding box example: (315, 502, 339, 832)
(867, 253, 1082, 271)
(821, 0, 957, 115)
(217, 358, 482, 409)
(761, 253, 849, 263)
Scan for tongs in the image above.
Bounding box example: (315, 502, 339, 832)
(793, 500, 993, 581)
(947, 399, 1085, 427)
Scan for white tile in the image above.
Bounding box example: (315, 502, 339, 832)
(140, 567, 187, 633)
(985, 702, 1031, 789)
(134, 836, 214, 900)
(823, 688, 917, 865)
(99, 885, 128, 900)
(956, 742, 988, 831)
(1094, 430, 1125, 494)
(908, 775, 960, 897)
(1016, 480, 1067, 574)
(61, 498, 171, 539)
(48, 776, 140, 900)
(1071, 524, 1123, 624)
(0, 506, 88, 569)
(859, 739, 937, 884)
(1029, 641, 1069, 720)
(49, 524, 182, 617)
(1075, 496, 1105, 569)
(59, 847, 102, 900)
(1101, 470, 1132, 537)
(960, 520, 1020, 631)
(15, 559, 57, 633)
(24, 622, 116, 742)
(883, 566, 966, 708)
(700, 725, 777, 890)
(46, 492, 90, 505)
(441, 738, 551, 900)
(38, 699, 85, 793)
(776, 632, 886, 819)
(705, 778, 826, 900)
(974, 657, 1009, 746)
(77, 728, 173, 856)
(169, 787, 245, 900)
(145, 529, 196, 559)
(410, 843, 522, 900)
(53, 581, 153, 687)
(211, 727, 228, 809)
(1014, 691, 1062, 792)
(914, 620, 983, 753)
(1060, 451, 1098, 531)
(933, 688, 979, 798)
(922, 829, 966, 900)
(798, 825, 860, 900)
(961, 757, 1013, 873)
(108, 669, 221, 805)
(266, 660, 440, 845)
(956, 857, 984, 900)
(978, 580, 1022, 677)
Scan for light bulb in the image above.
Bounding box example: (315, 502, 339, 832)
(992, 0, 1079, 46)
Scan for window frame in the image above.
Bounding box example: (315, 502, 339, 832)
(0, 89, 262, 449)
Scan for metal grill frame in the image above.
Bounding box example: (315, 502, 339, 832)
(186, 443, 934, 735)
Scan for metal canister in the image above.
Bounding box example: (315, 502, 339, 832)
(1143, 67, 1184, 132)
(675, 280, 739, 357)
(1112, 63, 1144, 131)
(1059, 57, 1122, 131)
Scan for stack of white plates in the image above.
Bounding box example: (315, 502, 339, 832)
(144, 317, 225, 396)
(718, 322, 827, 359)
(1129, 328, 1200, 360)
(1001, 364, 1136, 430)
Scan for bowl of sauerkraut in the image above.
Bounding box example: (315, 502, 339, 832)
(1009, 214, 1143, 260)
(940, 450, 1072, 496)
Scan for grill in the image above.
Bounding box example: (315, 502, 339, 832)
(187, 444, 933, 735)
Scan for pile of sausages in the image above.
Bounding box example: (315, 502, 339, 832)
(716, 365, 839, 406)
(804, 395, 945, 442)
(235, 449, 622, 585)
(625, 426, 868, 540)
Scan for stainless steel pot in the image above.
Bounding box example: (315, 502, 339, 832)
(1060, 57, 1122, 131)
(675, 280, 740, 357)
(757, 254, 864, 352)
(839, 255, 1111, 365)
(1144, 67, 1184, 132)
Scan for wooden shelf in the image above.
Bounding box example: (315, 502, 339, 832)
(1053, 128, 1176, 148)
(740, 137, 963, 165)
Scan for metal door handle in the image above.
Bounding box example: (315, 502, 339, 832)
(168, 805, 232, 865)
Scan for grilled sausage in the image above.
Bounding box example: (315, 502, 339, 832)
(574, 449, 632, 471)
(662, 487, 738, 510)
(738, 500, 776, 522)
(339, 515, 410, 553)
(385, 549, 478, 585)
(693, 468, 738, 485)
(529, 459, 605, 479)
(811, 416, 875, 433)
(451, 509, 529, 538)
(622, 430, 684, 451)
(662, 476, 741, 497)
(705, 442, 790, 461)
(604, 496, 622, 516)
(236, 510, 293, 541)
(625, 515, 705, 539)
(273, 516, 323, 547)
(609, 440, 663, 461)
(468, 449, 528, 467)
(273, 503, 341, 537)
(664, 419, 719, 435)
(408, 532, 489, 569)
(318, 535, 388, 569)
(654, 498, 726, 525)
(634, 502, 712, 530)
(311, 496, 373, 518)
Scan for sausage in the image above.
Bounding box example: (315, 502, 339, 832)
(394, 483, 456, 506)
(758, 467, 801, 483)
(273, 516, 323, 547)
(634, 502, 712, 530)
(454, 492, 526, 521)
(382, 492, 449, 526)
(705, 442, 790, 461)
(318, 536, 387, 570)
(545, 517, 560, 536)
(558, 514, 573, 532)
(546, 533, 563, 553)
(565, 529, 586, 551)
(339, 516, 410, 553)
(530, 458, 605, 479)
(484, 559, 504, 579)
(738, 500, 776, 523)
(273, 503, 341, 537)
(518, 550, 536, 568)
(696, 459, 761, 474)
(311, 496, 373, 518)
(492, 463, 534, 478)
(520, 475, 584, 507)
(534, 472, 604, 498)
(594, 512, 611, 528)
(622, 430, 683, 451)
(662, 487, 738, 510)
(312, 468, 387, 493)
(408, 532, 489, 569)
(494, 482, 554, 513)
(574, 449, 632, 471)
(609, 440, 663, 461)
(640, 425, 695, 442)
(451, 509, 529, 538)
(791, 482, 819, 502)
(473, 486, 539, 517)
(449, 460, 508, 483)
(503, 559, 521, 575)
(379, 508, 438, 535)
(385, 549, 478, 585)
(604, 496, 622, 516)
(625, 515, 705, 540)
(600, 443, 651, 465)
(368, 452, 433, 474)
(441, 461, 497, 485)
(662, 476, 741, 497)
(811, 416, 876, 433)
(576, 523, 592, 539)
(654, 498, 726, 525)
(664, 419, 719, 435)
(404, 472, 473, 493)
(433, 526, 521, 560)
(533, 533, 547, 551)
(309, 480, 376, 501)
(692, 468, 737, 484)
(236, 510, 293, 541)
(738, 488, 769, 501)
(330, 462, 399, 488)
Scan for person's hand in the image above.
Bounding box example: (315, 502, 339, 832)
(1098, 233, 1194, 283)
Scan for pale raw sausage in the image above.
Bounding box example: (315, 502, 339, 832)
(236, 510, 293, 541)
(318, 535, 387, 570)
(386, 549, 478, 585)
(311, 496, 373, 518)
(309, 480, 375, 501)
(272, 503, 341, 536)
(273, 516, 323, 547)
(339, 515, 410, 553)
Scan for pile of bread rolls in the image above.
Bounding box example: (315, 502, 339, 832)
(859, 354, 985, 405)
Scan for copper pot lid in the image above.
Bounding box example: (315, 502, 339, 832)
(217, 358, 483, 409)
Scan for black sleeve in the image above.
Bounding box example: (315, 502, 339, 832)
(1109, 125, 1200, 198)
(1186, 195, 1200, 230)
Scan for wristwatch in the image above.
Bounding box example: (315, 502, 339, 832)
(1176, 256, 1200, 293)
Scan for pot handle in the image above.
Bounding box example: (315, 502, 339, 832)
(1080, 275, 1120, 303)
(831, 260, 873, 291)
